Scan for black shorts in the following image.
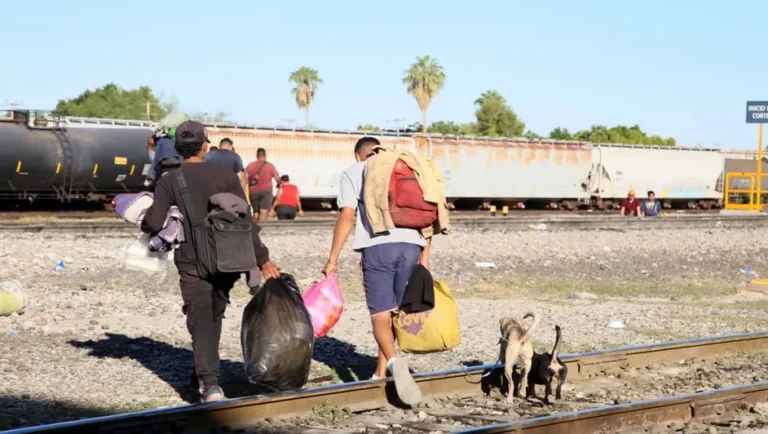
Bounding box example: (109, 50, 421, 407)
(249, 190, 273, 211)
(275, 205, 297, 220)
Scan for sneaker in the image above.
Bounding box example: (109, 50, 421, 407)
(201, 385, 226, 403)
(387, 358, 422, 406)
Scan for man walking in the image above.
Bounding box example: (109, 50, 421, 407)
(245, 148, 281, 221)
(205, 137, 248, 198)
(142, 121, 280, 403)
(322, 137, 430, 406)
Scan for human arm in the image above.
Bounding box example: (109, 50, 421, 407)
(322, 207, 355, 276)
(322, 172, 356, 276)
(269, 188, 283, 216)
(419, 237, 432, 268)
(620, 206, 626, 216)
(140, 177, 173, 233)
(296, 190, 303, 217)
(235, 155, 249, 203)
(272, 165, 282, 187)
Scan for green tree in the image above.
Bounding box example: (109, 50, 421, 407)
(549, 127, 573, 140)
(54, 83, 166, 120)
(554, 124, 676, 146)
(523, 130, 543, 139)
(189, 111, 233, 124)
(357, 124, 382, 132)
(289, 66, 323, 128)
(474, 90, 526, 138)
(403, 56, 446, 133)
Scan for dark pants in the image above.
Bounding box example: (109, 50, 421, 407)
(249, 190, 274, 211)
(179, 270, 239, 387)
(275, 205, 297, 220)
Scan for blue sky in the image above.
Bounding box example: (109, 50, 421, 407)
(0, 0, 762, 149)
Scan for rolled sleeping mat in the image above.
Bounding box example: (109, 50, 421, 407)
(0, 280, 26, 317)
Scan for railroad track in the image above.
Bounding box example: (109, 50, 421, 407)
(0, 208, 718, 224)
(0, 213, 765, 235)
(6, 331, 768, 434)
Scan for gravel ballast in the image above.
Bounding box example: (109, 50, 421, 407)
(1, 226, 768, 429)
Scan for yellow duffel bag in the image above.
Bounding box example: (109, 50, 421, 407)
(394, 281, 461, 353)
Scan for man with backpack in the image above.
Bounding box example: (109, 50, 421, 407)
(322, 136, 443, 407)
(205, 137, 248, 198)
(141, 120, 280, 403)
(245, 148, 281, 221)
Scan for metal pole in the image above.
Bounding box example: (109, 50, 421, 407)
(758, 124, 764, 211)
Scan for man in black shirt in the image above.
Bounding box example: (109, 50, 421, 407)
(205, 137, 248, 199)
(142, 121, 280, 403)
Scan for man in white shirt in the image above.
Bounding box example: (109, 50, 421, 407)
(322, 137, 431, 406)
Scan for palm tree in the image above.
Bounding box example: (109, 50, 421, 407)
(289, 67, 323, 128)
(403, 56, 445, 133)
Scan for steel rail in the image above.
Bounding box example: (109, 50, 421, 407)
(457, 382, 768, 433)
(6, 331, 768, 434)
(0, 213, 765, 234)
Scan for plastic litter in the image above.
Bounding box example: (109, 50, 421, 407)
(607, 320, 625, 329)
(739, 268, 757, 276)
(121, 233, 169, 275)
(474, 262, 496, 269)
(242, 273, 314, 392)
(0, 280, 26, 317)
(302, 273, 344, 338)
(4, 330, 20, 338)
(54, 261, 66, 272)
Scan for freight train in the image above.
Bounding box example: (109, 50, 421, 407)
(0, 110, 761, 210)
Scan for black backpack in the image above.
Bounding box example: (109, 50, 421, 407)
(174, 170, 257, 278)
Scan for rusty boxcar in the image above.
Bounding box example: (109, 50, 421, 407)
(0, 110, 761, 210)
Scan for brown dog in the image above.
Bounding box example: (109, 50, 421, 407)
(498, 312, 540, 403)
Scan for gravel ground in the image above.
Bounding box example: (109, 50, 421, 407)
(1, 226, 768, 429)
(243, 353, 768, 434)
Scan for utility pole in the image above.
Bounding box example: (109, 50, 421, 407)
(386, 117, 406, 135)
(146, 101, 158, 120)
(4, 100, 22, 110)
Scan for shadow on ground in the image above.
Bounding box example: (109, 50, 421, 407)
(69, 333, 381, 404)
(312, 336, 378, 382)
(68, 333, 264, 403)
(0, 395, 113, 431)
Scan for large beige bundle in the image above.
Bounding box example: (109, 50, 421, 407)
(0, 280, 26, 317)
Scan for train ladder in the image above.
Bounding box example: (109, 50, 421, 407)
(52, 129, 75, 202)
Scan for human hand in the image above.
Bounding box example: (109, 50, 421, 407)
(260, 261, 281, 280)
(268, 209, 276, 217)
(298, 210, 304, 217)
(418, 252, 430, 269)
(322, 260, 337, 277)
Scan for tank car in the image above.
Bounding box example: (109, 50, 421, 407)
(0, 111, 154, 202)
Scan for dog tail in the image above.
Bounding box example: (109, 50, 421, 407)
(519, 312, 540, 343)
(551, 325, 563, 360)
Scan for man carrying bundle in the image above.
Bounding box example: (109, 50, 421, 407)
(322, 137, 449, 406)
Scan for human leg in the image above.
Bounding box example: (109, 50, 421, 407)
(179, 272, 223, 392)
(275, 205, 297, 220)
(362, 244, 422, 405)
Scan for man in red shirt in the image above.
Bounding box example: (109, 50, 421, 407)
(620, 190, 641, 217)
(245, 148, 281, 221)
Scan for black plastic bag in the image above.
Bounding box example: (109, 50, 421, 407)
(241, 273, 315, 392)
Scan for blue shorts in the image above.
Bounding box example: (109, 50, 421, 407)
(361, 243, 422, 315)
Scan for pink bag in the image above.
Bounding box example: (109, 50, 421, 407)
(302, 273, 344, 338)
